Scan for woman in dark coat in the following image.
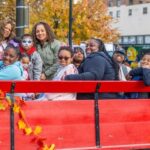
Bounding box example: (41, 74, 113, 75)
(65, 38, 119, 99)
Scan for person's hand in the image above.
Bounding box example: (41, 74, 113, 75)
(40, 73, 46, 80)
(126, 74, 132, 80)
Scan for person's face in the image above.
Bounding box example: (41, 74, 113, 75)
(21, 57, 30, 69)
(21, 36, 33, 50)
(58, 50, 72, 67)
(35, 24, 47, 42)
(3, 23, 12, 39)
(141, 55, 150, 67)
(113, 53, 125, 63)
(73, 49, 84, 62)
(3, 48, 18, 66)
(86, 39, 99, 53)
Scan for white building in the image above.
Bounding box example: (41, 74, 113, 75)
(108, 3, 150, 45)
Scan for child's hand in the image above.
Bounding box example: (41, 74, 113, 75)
(126, 74, 132, 80)
(40, 73, 46, 80)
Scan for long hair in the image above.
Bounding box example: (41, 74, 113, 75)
(32, 21, 56, 45)
(92, 38, 119, 80)
(0, 19, 15, 42)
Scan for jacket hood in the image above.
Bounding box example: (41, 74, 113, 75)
(87, 51, 113, 65)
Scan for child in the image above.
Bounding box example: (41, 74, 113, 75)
(45, 46, 78, 100)
(126, 52, 150, 98)
(20, 54, 30, 80)
(19, 34, 43, 80)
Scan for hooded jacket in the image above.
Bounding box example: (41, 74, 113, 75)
(65, 51, 118, 99)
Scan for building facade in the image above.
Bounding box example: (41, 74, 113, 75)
(107, 0, 150, 7)
(107, 0, 150, 56)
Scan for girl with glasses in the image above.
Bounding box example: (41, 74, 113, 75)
(19, 34, 43, 80)
(45, 46, 78, 100)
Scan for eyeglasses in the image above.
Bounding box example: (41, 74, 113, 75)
(22, 40, 32, 44)
(58, 56, 70, 61)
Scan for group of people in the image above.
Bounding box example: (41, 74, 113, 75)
(0, 19, 149, 100)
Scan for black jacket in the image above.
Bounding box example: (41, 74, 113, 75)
(65, 51, 119, 99)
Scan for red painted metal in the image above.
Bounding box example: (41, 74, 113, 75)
(0, 81, 150, 150)
(0, 81, 149, 93)
(1, 100, 150, 149)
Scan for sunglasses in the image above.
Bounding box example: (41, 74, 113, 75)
(58, 56, 70, 61)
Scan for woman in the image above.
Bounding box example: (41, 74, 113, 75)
(65, 38, 119, 99)
(32, 21, 61, 80)
(45, 46, 78, 100)
(0, 44, 23, 80)
(0, 20, 15, 60)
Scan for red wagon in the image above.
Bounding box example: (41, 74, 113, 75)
(0, 81, 150, 150)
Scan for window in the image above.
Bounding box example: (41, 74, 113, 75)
(137, 36, 144, 44)
(116, 10, 120, 18)
(129, 0, 133, 5)
(145, 36, 150, 44)
(123, 37, 129, 44)
(108, 0, 113, 7)
(109, 11, 113, 17)
(143, 7, 148, 14)
(116, 0, 121, 7)
(129, 36, 136, 44)
(128, 9, 132, 16)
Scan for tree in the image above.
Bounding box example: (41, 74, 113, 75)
(29, 0, 119, 43)
(2, 0, 119, 43)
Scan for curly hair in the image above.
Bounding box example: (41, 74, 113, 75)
(32, 21, 56, 45)
(0, 19, 15, 42)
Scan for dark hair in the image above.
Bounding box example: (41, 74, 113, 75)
(92, 38, 119, 80)
(20, 53, 30, 59)
(32, 21, 56, 45)
(58, 46, 73, 57)
(5, 44, 21, 58)
(0, 19, 15, 42)
(21, 33, 33, 40)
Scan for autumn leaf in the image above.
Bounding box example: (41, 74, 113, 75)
(34, 126, 42, 135)
(49, 144, 55, 150)
(42, 144, 55, 150)
(24, 127, 32, 135)
(13, 104, 20, 113)
(37, 137, 47, 147)
(0, 103, 6, 110)
(15, 97, 26, 106)
(18, 120, 26, 130)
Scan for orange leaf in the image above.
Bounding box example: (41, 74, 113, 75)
(49, 144, 55, 150)
(0, 103, 6, 110)
(34, 126, 42, 135)
(15, 97, 26, 106)
(13, 104, 20, 113)
(18, 120, 26, 130)
(24, 127, 32, 135)
(42, 144, 55, 150)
